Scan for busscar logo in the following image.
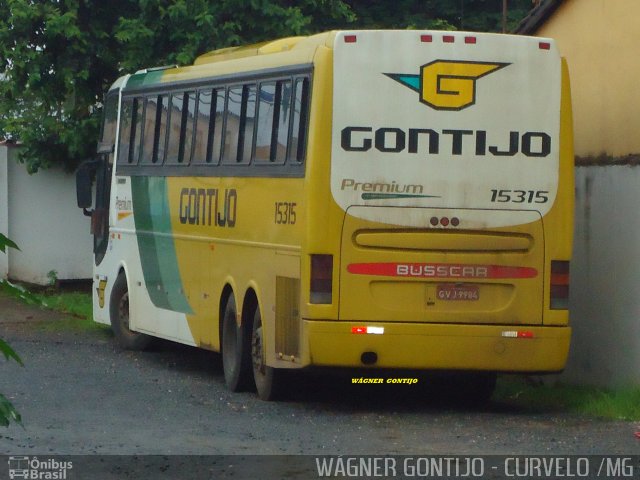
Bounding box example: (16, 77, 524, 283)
(386, 60, 509, 111)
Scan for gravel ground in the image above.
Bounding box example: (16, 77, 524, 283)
(1, 293, 639, 478)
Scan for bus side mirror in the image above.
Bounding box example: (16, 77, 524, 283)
(76, 160, 98, 215)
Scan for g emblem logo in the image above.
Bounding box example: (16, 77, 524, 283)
(386, 60, 509, 111)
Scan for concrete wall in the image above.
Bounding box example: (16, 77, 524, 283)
(0, 147, 9, 279)
(0, 145, 93, 284)
(562, 165, 640, 387)
(535, 0, 640, 157)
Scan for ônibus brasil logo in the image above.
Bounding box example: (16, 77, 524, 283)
(385, 60, 509, 111)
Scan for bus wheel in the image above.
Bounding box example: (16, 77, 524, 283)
(251, 307, 284, 401)
(109, 272, 151, 350)
(221, 293, 252, 391)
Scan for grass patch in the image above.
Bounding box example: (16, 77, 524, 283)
(33, 291, 103, 332)
(495, 376, 640, 421)
(1, 279, 105, 332)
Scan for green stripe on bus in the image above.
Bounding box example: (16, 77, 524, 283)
(131, 176, 193, 314)
(124, 70, 166, 91)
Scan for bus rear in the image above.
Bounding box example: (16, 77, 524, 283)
(303, 30, 573, 375)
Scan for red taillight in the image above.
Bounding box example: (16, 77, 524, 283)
(465, 36, 477, 44)
(443, 35, 455, 43)
(539, 42, 551, 50)
(421, 34, 433, 43)
(310, 254, 333, 304)
(550, 260, 570, 309)
(344, 35, 357, 43)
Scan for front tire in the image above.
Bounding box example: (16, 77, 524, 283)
(221, 293, 252, 391)
(109, 272, 151, 350)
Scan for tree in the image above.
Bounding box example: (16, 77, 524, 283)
(0, 0, 355, 173)
(0, 233, 23, 427)
(0, 1, 534, 173)
(336, 0, 533, 33)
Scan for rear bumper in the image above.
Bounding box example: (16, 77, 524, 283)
(304, 320, 570, 372)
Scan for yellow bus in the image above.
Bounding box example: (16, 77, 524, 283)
(77, 30, 573, 401)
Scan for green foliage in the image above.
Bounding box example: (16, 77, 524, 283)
(495, 377, 640, 421)
(0, 394, 22, 427)
(332, 0, 533, 32)
(0, 1, 535, 172)
(0, 233, 23, 427)
(0, 0, 355, 172)
(0, 337, 23, 366)
(0, 233, 19, 253)
(0, 279, 46, 306)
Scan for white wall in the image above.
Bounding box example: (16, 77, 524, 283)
(1, 145, 93, 284)
(562, 165, 640, 387)
(0, 146, 9, 278)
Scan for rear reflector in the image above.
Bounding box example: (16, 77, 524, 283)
(352, 326, 385, 335)
(310, 254, 333, 304)
(550, 260, 570, 309)
(502, 331, 535, 339)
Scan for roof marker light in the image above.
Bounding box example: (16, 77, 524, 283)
(344, 35, 357, 43)
(539, 42, 551, 50)
(443, 35, 455, 43)
(465, 36, 477, 44)
(421, 34, 433, 43)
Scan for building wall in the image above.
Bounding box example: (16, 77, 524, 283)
(0, 147, 9, 278)
(565, 165, 640, 386)
(1, 145, 93, 284)
(536, 0, 640, 158)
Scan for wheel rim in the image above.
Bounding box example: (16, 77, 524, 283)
(118, 292, 130, 331)
(252, 323, 265, 377)
(223, 309, 237, 371)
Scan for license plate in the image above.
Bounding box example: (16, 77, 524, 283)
(437, 285, 479, 301)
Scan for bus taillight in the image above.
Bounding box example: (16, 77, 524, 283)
(310, 254, 333, 304)
(550, 260, 570, 309)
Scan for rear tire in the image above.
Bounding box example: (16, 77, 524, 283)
(221, 294, 252, 391)
(109, 272, 151, 350)
(251, 306, 285, 401)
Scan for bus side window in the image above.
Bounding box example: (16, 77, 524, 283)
(223, 84, 255, 164)
(255, 82, 277, 163)
(289, 77, 309, 165)
(141, 96, 158, 164)
(181, 91, 196, 164)
(130, 97, 145, 164)
(193, 89, 213, 164)
(117, 98, 134, 165)
(101, 92, 118, 164)
(223, 86, 242, 163)
(255, 80, 292, 165)
(211, 89, 226, 164)
(166, 92, 185, 165)
(275, 80, 292, 164)
(151, 95, 169, 164)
